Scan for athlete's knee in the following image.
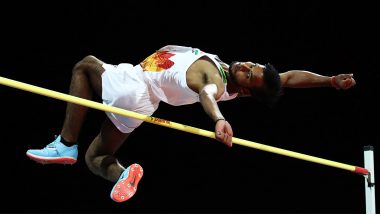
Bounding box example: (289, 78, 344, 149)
(81, 55, 101, 64)
(73, 55, 103, 74)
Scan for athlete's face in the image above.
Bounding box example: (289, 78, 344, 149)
(229, 61, 265, 89)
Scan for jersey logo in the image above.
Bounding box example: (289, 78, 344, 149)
(140, 51, 175, 72)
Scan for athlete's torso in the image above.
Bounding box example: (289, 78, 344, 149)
(138, 45, 237, 106)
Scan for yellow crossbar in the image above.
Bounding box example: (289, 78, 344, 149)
(0, 76, 368, 175)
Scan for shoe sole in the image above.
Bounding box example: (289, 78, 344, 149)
(110, 163, 144, 202)
(26, 152, 77, 165)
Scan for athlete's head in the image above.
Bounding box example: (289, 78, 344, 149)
(229, 61, 282, 106)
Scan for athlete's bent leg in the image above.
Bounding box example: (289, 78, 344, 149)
(85, 118, 143, 202)
(26, 55, 106, 164)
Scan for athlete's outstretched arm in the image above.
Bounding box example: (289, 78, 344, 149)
(280, 70, 356, 90)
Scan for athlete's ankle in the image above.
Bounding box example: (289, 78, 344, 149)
(60, 135, 77, 147)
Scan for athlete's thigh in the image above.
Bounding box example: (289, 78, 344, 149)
(81, 56, 106, 97)
(87, 117, 130, 157)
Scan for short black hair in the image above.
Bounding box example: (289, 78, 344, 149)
(250, 63, 283, 107)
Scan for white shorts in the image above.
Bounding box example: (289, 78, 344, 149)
(101, 63, 160, 133)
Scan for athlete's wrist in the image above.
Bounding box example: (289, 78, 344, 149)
(330, 76, 340, 89)
(215, 118, 225, 123)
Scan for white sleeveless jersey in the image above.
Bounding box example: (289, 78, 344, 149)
(138, 45, 238, 106)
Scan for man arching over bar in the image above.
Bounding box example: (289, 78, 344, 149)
(26, 45, 356, 202)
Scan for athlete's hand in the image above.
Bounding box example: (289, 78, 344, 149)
(334, 73, 356, 90)
(215, 119, 233, 147)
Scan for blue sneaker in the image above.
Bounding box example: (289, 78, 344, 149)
(26, 135, 78, 165)
(110, 163, 144, 202)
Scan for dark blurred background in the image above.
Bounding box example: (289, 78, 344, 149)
(1, 0, 379, 213)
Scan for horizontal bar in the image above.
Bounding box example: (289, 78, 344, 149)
(0, 76, 368, 175)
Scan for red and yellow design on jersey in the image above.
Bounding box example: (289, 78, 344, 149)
(140, 51, 175, 72)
